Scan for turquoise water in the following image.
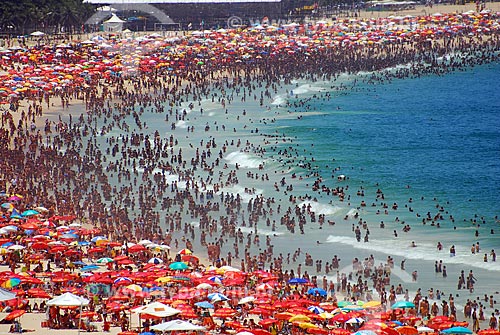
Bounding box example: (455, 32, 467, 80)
(254, 62, 500, 304)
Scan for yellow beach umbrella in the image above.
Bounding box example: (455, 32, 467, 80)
(318, 312, 333, 319)
(363, 301, 381, 309)
(155, 276, 172, 284)
(289, 314, 311, 323)
(297, 322, 318, 329)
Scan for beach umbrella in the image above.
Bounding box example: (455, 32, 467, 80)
(318, 312, 333, 319)
(177, 248, 192, 255)
(196, 283, 212, 290)
(20, 222, 39, 230)
(417, 327, 436, 333)
(238, 296, 256, 305)
(169, 261, 188, 270)
(128, 244, 147, 253)
(96, 257, 114, 264)
(295, 322, 318, 330)
(1, 278, 21, 288)
(125, 284, 142, 292)
(363, 301, 381, 309)
(80, 264, 99, 272)
(212, 307, 237, 318)
(148, 257, 163, 264)
(47, 292, 89, 307)
(27, 288, 51, 299)
(7, 245, 25, 251)
(346, 317, 365, 324)
(307, 305, 325, 314)
(77, 311, 97, 318)
(132, 301, 181, 318)
(207, 292, 228, 302)
(391, 301, 415, 309)
(150, 319, 205, 332)
(331, 312, 352, 322)
(114, 277, 133, 286)
(206, 275, 223, 284)
(5, 309, 25, 321)
(307, 287, 327, 297)
(289, 314, 311, 323)
(477, 330, 500, 335)
(88, 247, 106, 253)
(441, 327, 473, 334)
(288, 277, 308, 284)
(0, 288, 16, 301)
(308, 328, 329, 335)
(22, 209, 39, 216)
(397, 326, 419, 335)
(194, 301, 214, 309)
(352, 331, 378, 335)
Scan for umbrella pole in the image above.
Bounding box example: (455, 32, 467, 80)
(78, 303, 82, 335)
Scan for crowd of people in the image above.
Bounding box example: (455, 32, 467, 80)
(0, 7, 499, 334)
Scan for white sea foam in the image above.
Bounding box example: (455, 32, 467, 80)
(224, 151, 264, 169)
(298, 200, 344, 216)
(175, 120, 188, 129)
(271, 94, 287, 106)
(290, 84, 325, 95)
(217, 185, 263, 203)
(325, 235, 500, 272)
(164, 174, 187, 189)
(237, 225, 284, 236)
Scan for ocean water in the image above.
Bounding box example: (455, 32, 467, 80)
(253, 62, 500, 306)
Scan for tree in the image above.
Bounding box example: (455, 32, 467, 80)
(0, 0, 94, 34)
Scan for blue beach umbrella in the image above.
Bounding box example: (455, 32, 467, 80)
(207, 276, 223, 284)
(195, 301, 215, 309)
(307, 305, 325, 314)
(81, 264, 99, 272)
(307, 287, 327, 297)
(207, 292, 228, 302)
(288, 277, 308, 284)
(22, 209, 39, 217)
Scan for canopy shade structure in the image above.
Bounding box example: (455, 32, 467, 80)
(47, 292, 90, 306)
(150, 319, 206, 332)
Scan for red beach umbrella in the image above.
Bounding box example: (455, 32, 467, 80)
(5, 309, 25, 321)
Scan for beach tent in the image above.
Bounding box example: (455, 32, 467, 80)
(132, 301, 181, 317)
(103, 14, 125, 32)
(150, 319, 206, 332)
(47, 293, 89, 334)
(0, 288, 16, 301)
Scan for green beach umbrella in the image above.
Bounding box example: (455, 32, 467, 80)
(96, 257, 114, 264)
(391, 301, 415, 309)
(169, 261, 188, 270)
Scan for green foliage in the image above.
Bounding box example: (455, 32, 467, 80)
(0, 0, 94, 34)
